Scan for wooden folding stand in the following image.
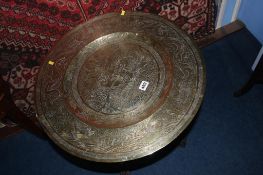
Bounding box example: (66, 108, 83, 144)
(0, 77, 45, 138)
(234, 54, 263, 97)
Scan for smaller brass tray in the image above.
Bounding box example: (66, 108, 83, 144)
(35, 12, 205, 162)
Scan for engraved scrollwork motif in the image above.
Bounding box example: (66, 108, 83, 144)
(35, 13, 205, 162)
(79, 45, 159, 114)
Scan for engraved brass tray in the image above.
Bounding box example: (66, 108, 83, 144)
(35, 12, 205, 162)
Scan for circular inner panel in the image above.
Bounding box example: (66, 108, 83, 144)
(77, 42, 160, 115)
(64, 32, 170, 128)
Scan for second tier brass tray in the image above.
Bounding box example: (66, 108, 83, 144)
(35, 12, 205, 162)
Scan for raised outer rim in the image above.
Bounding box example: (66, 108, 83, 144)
(35, 12, 206, 163)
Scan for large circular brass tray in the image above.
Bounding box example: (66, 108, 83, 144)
(35, 12, 205, 162)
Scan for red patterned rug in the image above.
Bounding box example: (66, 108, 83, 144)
(1, 0, 216, 53)
(0, 0, 216, 120)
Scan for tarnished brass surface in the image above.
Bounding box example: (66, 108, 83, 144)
(35, 12, 206, 162)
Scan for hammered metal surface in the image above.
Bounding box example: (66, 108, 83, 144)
(35, 12, 206, 162)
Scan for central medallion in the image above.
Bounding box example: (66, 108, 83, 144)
(64, 32, 173, 128)
(78, 42, 160, 114)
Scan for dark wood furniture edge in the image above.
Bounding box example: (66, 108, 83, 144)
(0, 125, 24, 139)
(234, 54, 263, 97)
(197, 20, 245, 48)
(0, 77, 45, 140)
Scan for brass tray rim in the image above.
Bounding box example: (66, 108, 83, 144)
(35, 12, 206, 163)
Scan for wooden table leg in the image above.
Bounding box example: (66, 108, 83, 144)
(0, 77, 46, 138)
(234, 54, 263, 97)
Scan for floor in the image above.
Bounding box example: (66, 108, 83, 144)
(0, 29, 263, 175)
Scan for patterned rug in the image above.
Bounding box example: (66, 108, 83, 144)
(0, 0, 216, 119)
(0, 49, 44, 118)
(0, 0, 216, 53)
